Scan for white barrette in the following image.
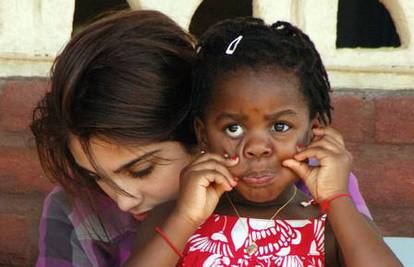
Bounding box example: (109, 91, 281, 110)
(225, 35, 243, 55)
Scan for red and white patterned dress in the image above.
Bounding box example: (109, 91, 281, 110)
(178, 213, 326, 267)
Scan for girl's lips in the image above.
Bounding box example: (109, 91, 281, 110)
(241, 174, 275, 186)
(131, 211, 149, 221)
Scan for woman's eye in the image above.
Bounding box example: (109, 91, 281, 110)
(272, 123, 290, 132)
(129, 165, 154, 178)
(224, 124, 244, 138)
(82, 169, 102, 181)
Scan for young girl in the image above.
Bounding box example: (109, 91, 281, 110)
(32, 10, 199, 266)
(126, 18, 401, 267)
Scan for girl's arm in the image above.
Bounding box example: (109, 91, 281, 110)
(124, 153, 238, 267)
(297, 172, 373, 219)
(283, 127, 402, 267)
(328, 195, 400, 267)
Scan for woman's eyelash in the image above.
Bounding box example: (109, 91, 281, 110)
(129, 165, 154, 178)
(83, 169, 102, 180)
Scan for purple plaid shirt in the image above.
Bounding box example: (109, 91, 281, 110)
(36, 187, 138, 267)
(36, 174, 371, 267)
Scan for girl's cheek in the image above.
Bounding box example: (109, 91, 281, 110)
(220, 138, 243, 158)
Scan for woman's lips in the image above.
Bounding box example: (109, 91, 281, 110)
(131, 211, 149, 221)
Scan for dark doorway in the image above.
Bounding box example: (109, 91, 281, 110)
(72, 0, 129, 35)
(336, 0, 400, 48)
(189, 0, 252, 38)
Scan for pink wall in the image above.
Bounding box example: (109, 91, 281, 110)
(0, 78, 413, 266)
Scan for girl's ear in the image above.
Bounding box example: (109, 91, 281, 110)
(305, 117, 320, 145)
(194, 117, 208, 149)
(311, 117, 320, 129)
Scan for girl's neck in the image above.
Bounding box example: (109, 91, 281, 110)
(227, 184, 298, 208)
(216, 185, 320, 220)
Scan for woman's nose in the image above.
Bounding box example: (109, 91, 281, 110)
(243, 136, 273, 159)
(116, 193, 143, 212)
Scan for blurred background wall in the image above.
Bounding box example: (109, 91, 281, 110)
(0, 0, 413, 266)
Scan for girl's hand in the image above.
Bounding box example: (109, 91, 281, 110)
(283, 127, 351, 201)
(174, 152, 239, 226)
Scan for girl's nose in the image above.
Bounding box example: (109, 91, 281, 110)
(116, 193, 143, 213)
(244, 136, 273, 159)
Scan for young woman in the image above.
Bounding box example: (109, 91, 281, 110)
(32, 10, 197, 267)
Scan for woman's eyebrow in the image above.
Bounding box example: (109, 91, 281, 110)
(113, 149, 160, 174)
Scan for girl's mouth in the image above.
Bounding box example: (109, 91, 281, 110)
(240, 170, 277, 187)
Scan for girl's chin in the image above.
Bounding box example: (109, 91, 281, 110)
(233, 186, 283, 203)
(233, 178, 298, 203)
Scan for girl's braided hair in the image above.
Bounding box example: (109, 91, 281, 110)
(192, 17, 332, 125)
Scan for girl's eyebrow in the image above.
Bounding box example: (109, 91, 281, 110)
(215, 110, 298, 122)
(264, 109, 298, 120)
(216, 113, 247, 122)
(113, 149, 160, 174)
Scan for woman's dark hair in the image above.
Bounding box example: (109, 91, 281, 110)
(31, 10, 196, 207)
(192, 17, 332, 125)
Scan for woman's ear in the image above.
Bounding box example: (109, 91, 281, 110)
(194, 117, 208, 149)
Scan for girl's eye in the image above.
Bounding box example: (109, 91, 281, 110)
(224, 124, 244, 138)
(129, 165, 154, 178)
(272, 123, 291, 132)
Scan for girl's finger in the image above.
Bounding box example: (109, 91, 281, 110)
(313, 127, 345, 146)
(322, 134, 345, 149)
(306, 136, 342, 154)
(189, 160, 238, 186)
(282, 158, 313, 182)
(293, 146, 333, 162)
(193, 169, 236, 192)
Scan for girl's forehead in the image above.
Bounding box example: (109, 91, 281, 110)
(209, 67, 306, 109)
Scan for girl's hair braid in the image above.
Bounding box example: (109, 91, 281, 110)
(192, 17, 332, 125)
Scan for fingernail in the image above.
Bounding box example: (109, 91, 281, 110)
(223, 153, 230, 159)
(296, 144, 304, 151)
(200, 150, 206, 154)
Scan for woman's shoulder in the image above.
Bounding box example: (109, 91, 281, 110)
(38, 186, 138, 266)
(37, 187, 84, 266)
(41, 186, 73, 222)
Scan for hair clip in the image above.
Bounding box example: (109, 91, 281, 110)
(196, 45, 202, 54)
(225, 35, 243, 55)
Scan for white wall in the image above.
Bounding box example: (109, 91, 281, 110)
(0, 0, 74, 77)
(1, 0, 413, 90)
